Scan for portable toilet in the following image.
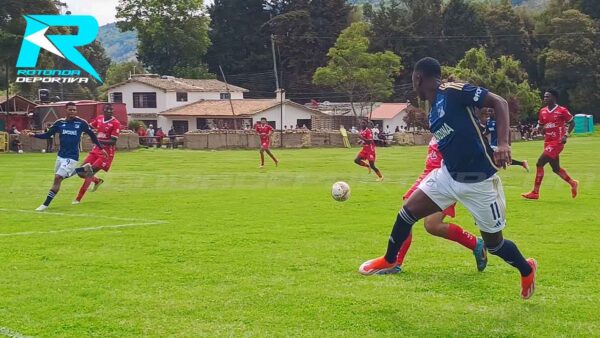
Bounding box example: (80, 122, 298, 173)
(587, 115, 594, 133)
(573, 114, 589, 134)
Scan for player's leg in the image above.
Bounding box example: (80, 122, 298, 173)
(461, 174, 536, 299)
(259, 149, 265, 167)
(359, 168, 454, 275)
(511, 159, 529, 172)
(354, 154, 371, 173)
(377, 230, 412, 275)
(368, 159, 383, 180)
(548, 156, 578, 198)
(522, 153, 551, 199)
(423, 211, 486, 271)
(265, 149, 278, 165)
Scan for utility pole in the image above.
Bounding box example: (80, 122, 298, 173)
(219, 65, 237, 130)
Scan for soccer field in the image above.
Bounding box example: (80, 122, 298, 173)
(1, 136, 599, 337)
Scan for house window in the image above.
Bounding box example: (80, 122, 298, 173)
(220, 93, 231, 100)
(110, 92, 122, 103)
(176, 92, 188, 102)
(196, 118, 207, 130)
(173, 120, 189, 134)
(133, 92, 157, 108)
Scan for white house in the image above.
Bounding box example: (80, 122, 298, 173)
(106, 74, 248, 128)
(158, 91, 324, 133)
(370, 103, 410, 132)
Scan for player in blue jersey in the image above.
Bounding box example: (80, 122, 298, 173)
(359, 57, 537, 299)
(483, 108, 529, 171)
(27, 102, 106, 211)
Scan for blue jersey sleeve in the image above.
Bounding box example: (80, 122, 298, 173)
(82, 120, 103, 149)
(454, 83, 489, 109)
(34, 121, 59, 139)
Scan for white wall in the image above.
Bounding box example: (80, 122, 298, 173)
(108, 82, 165, 117)
(158, 115, 195, 131)
(382, 111, 408, 132)
(255, 104, 316, 129)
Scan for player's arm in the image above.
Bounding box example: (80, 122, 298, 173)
(29, 124, 57, 138)
(482, 92, 511, 168)
(83, 122, 105, 150)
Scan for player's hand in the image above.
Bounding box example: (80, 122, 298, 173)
(26, 132, 35, 137)
(101, 149, 109, 158)
(493, 144, 512, 169)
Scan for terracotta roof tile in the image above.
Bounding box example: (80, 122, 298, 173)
(370, 103, 409, 119)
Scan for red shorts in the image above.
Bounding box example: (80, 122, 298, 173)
(358, 148, 376, 162)
(260, 139, 270, 150)
(84, 147, 115, 172)
(543, 142, 564, 159)
(403, 169, 456, 218)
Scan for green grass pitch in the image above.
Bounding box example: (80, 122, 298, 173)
(1, 136, 599, 337)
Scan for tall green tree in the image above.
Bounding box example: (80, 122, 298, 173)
(443, 47, 541, 121)
(116, 0, 212, 78)
(575, 0, 600, 20)
(266, 0, 351, 97)
(206, 0, 273, 96)
(97, 61, 146, 100)
(540, 9, 600, 114)
(441, 0, 488, 65)
(313, 22, 402, 116)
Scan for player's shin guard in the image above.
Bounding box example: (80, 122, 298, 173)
(533, 167, 544, 193)
(384, 206, 417, 263)
(446, 223, 477, 250)
(557, 168, 573, 184)
(44, 190, 57, 206)
(487, 239, 532, 276)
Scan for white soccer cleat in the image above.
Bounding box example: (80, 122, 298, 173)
(35, 205, 48, 212)
(72, 200, 80, 205)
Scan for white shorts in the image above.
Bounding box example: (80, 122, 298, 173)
(54, 157, 78, 178)
(418, 165, 506, 233)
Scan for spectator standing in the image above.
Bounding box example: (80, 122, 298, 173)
(155, 127, 165, 147)
(147, 124, 155, 147)
(168, 127, 177, 149)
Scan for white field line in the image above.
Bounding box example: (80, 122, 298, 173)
(0, 327, 33, 338)
(0, 208, 168, 237)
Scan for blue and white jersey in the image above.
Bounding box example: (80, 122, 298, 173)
(429, 82, 497, 183)
(485, 118, 497, 147)
(35, 117, 100, 161)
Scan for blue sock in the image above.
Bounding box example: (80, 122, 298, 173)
(488, 239, 532, 276)
(384, 206, 418, 263)
(44, 190, 56, 206)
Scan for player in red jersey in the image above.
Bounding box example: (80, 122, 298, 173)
(354, 120, 383, 181)
(255, 117, 278, 168)
(73, 104, 121, 204)
(522, 89, 578, 200)
(380, 136, 487, 274)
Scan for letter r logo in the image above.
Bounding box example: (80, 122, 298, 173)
(17, 15, 102, 83)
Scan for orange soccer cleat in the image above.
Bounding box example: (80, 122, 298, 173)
(521, 191, 539, 200)
(520, 258, 538, 300)
(570, 180, 579, 199)
(358, 256, 397, 275)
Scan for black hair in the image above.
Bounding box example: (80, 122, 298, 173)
(414, 57, 442, 79)
(546, 88, 559, 100)
(66, 101, 76, 108)
(104, 103, 113, 112)
(260, 117, 267, 121)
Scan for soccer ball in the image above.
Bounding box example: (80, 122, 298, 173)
(18, 150, 23, 154)
(41, 149, 46, 153)
(332, 181, 351, 202)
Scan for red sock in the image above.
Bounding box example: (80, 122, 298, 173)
(92, 176, 100, 184)
(76, 177, 94, 202)
(533, 167, 544, 193)
(260, 152, 264, 166)
(558, 168, 573, 184)
(396, 231, 413, 265)
(446, 223, 477, 250)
